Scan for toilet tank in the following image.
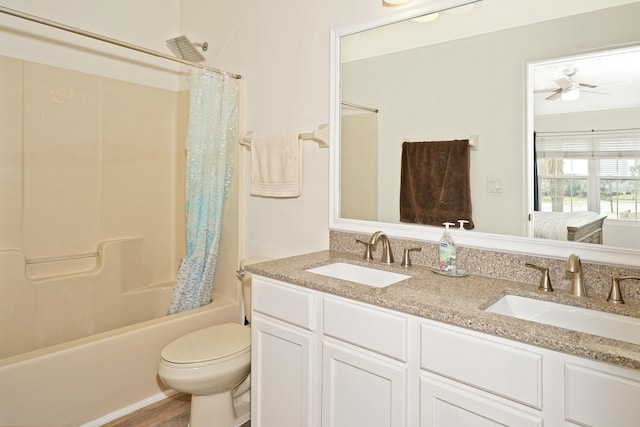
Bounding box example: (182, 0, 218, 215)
(239, 258, 270, 323)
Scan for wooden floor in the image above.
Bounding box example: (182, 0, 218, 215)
(101, 393, 251, 427)
(102, 393, 191, 427)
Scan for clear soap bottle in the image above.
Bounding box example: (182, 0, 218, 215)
(439, 222, 456, 273)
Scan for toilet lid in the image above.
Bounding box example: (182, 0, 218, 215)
(161, 323, 251, 364)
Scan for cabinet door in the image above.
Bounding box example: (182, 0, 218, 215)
(322, 340, 407, 427)
(420, 374, 543, 427)
(564, 362, 640, 427)
(251, 313, 316, 427)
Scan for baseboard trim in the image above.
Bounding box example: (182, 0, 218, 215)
(80, 390, 177, 427)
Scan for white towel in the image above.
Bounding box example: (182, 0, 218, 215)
(250, 134, 302, 198)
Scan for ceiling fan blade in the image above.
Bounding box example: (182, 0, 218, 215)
(546, 90, 562, 101)
(578, 82, 598, 89)
(581, 89, 612, 96)
(591, 79, 630, 87)
(534, 88, 559, 94)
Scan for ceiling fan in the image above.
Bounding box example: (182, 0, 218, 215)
(535, 68, 610, 101)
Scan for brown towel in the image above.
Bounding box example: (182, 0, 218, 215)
(400, 140, 474, 229)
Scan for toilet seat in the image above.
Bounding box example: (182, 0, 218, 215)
(161, 323, 250, 365)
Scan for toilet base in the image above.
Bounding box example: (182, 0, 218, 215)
(191, 391, 234, 427)
(189, 386, 250, 427)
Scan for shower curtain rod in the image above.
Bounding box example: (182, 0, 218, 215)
(341, 101, 379, 113)
(0, 5, 242, 79)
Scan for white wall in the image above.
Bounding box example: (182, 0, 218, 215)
(178, 0, 395, 259)
(177, 0, 640, 256)
(0, 0, 428, 261)
(0, 0, 182, 91)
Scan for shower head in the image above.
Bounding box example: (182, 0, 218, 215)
(166, 35, 208, 63)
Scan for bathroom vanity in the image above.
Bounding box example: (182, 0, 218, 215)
(248, 251, 640, 427)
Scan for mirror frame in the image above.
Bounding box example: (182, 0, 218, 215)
(329, 0, 640, 267)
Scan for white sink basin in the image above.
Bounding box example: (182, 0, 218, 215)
(306, 262, 410, 288)
(485, 295, 640, 345)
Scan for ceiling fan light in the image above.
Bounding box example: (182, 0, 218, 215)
(382, 0, 412, 7)
(561, 87, 580, 101)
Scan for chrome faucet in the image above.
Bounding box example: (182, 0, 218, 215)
(368, 231, 394, 264)
(567, 254, 587, 297)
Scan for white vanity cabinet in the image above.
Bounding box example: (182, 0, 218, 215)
(251, 275, 640, 427)
(322, 297, 408, 427)
(251, 276, 320, 427)
(417, 320, 640, 427)
(419, 322, 544, 427)
(562, 360, 640, 426)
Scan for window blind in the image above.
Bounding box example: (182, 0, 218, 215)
(536, 129, 640, 159)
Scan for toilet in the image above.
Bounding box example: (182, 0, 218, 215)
(158, 259, 264, 427)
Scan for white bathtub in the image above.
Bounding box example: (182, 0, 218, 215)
(0, 238, 242, 426)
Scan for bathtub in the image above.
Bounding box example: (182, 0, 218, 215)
(0, 238, 242, 426)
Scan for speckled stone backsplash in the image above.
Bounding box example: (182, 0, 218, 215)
(330, 230, 640, 303)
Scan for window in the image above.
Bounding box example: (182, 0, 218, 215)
(536, 130, 640, 222)
(600, 159, 640, 221)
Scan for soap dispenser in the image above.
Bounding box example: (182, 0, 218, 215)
(439, 222, 456, 272)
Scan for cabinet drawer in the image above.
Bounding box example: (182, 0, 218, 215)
(565, 362, 640, 426)
(420, 322, 542, 409)
(324, 297, 407, 361)
(252, 276, 316, 330)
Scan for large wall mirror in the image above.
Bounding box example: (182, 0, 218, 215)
(329, 0, 640, 267)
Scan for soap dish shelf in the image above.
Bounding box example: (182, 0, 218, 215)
(431, 267, 468, 277)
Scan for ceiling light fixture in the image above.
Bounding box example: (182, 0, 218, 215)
(382, 0, 412, 7)
(561, 82, 580, 101)
(561, 87, 580, 101)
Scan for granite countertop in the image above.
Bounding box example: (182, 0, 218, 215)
(246, 250, 640, 371)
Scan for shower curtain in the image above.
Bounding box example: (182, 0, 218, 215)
(168, 69, 239, 315)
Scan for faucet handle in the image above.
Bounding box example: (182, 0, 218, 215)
(525, 263, 554, 292)
(401, 247, 422, 267)
(355, 238, 374, 260)
(608, 276, 640, 304)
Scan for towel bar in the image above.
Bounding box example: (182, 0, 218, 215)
(240, 124, 329, 150)
(403, 134, 479, 151)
